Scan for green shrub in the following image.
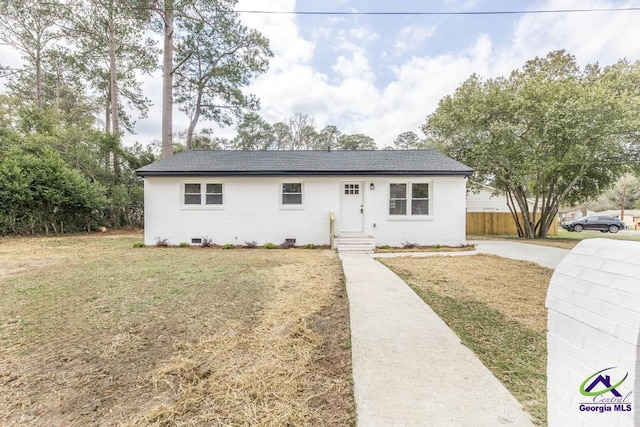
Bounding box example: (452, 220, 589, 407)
(304, 243, 316, 249)
(264, 242, 276, 249)
(222, 243, 235, 249)
(378, 245, 390, 249)
(132, 242, 145, 248)
(178, 242, 190, 247)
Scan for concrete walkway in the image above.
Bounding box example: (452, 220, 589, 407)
(341, 252, 535, 426)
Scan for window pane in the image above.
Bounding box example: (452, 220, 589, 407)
(283, 183, 301, 193)
(344, 184, 360, 195)
(412, 200, 429, 215)
(412, 183, 429, 198)
(206, 194, 222, 205)
(185, 183, 200, 194)
(390, 183, 406, 198)
(283, 194, 302, 204)
(184, 183, 201, 205)
(184, 194, 201, 205)
(206, 183, 222, 194)
(389, 199, 407, 215)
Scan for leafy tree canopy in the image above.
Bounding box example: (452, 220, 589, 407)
(393, 131, 424, 150)
(423, 50, 640, 238)
(222, 112, 377, 151)
(586, 174, 640, 212)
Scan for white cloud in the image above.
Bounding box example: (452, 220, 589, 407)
(394, 25, 437, 53)
(510, 0, 640, 66)
(334, 27, 379, 54)
(237, 0, 314, 69)
(350, 35, 499, 146)
(332, 51, 375, 81)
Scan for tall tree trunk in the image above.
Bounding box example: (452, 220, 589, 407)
(505, 189, 525, 237)
(185, 87, 203, 150)
(108, 6, 121, 179)
(35, 45, 43, 109)
(105, 98, 111, 133)
(513, 186, 535, 238)
(105, 98, 111, 171)
(161, 0, 174, 158)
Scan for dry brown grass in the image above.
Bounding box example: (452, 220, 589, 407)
(375, 245, 475, 253)
(132, 256, 353, 426)
(0, 233, 354, 426)
(384, 254, 551, 332)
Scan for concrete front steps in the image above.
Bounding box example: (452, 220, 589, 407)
(334, 235, 376, 253)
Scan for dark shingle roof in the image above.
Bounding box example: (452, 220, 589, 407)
(135, 150, 473, 177)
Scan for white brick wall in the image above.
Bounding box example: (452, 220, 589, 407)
(546, 238, 640, 426)
(142, 175, 467, 247)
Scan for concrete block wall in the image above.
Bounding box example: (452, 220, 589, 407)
(546, 238, 640, 426)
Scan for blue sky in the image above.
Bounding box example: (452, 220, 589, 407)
(218, 0, 640, 148)
(3, 0, 640, 148)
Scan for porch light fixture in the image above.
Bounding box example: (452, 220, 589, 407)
(370, 183, 375, 190)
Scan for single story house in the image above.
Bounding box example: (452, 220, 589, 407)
(466, 185, 512, 212)
(558, 207, 596, 223)
(466, 185, 542, 213)
(135, 150, 473, 248)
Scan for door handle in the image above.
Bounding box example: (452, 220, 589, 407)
(360, 205, 363, 214)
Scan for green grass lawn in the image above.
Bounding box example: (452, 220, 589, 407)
(554, 227, 640, 241)
(0, 234, 354, 426)
(470, 228, 640, 249)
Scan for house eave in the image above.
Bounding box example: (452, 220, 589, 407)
(135, 170, 474, 178)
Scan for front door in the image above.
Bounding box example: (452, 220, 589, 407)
(340, 182, 364, 234)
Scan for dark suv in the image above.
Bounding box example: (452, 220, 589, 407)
(561, 216, 625, 233)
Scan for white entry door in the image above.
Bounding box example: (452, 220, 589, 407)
(340, 182, 364, 234)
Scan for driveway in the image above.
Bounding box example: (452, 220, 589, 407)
(469, 240, 570, 269)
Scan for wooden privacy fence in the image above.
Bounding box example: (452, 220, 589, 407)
(466, 212, 558, 236)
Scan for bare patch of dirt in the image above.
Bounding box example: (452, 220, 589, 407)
(0, 238, 69, 277)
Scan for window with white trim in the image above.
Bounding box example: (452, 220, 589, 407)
(205, 183, 223, 204)
(411, 183, 429, 215)
(183, 182, 223, 206)
(184, 183, 202, 205)
(282, 182, 302, 205)
(389, 183, 430, 216)
(389, 184, 407, 215)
